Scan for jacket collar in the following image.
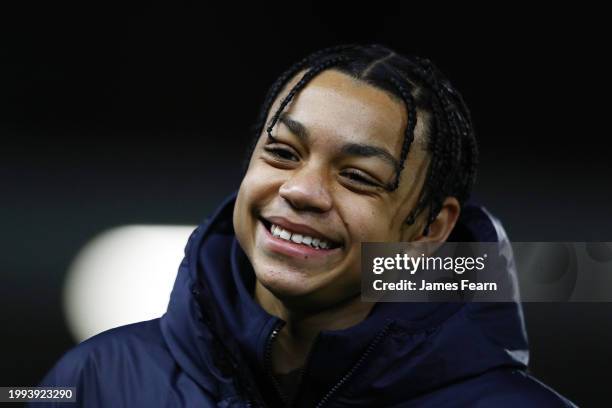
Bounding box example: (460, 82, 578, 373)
(161, 192, 529, 406)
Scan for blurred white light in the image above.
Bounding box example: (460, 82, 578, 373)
(63, 225, 196, 342)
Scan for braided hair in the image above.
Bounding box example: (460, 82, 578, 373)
(245, 44, 478, 235)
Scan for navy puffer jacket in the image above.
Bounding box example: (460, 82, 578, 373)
(36, 193, 576, 407)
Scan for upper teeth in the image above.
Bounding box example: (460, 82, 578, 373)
(271, 224, 332, 249)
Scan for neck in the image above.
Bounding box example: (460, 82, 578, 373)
(254, 281, 375, 374)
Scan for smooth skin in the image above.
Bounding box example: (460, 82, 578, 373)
(233, 69, 460, 374)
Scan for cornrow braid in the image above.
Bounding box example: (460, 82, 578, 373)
(395, 60, 476, 231)
(390, 62, 449, 229)
(387, 75, 418, 191)
(266, 56, 351, 138)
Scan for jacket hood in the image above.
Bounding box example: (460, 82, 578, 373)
(160, 192, 529, 406)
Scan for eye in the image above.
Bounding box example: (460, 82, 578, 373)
(340, 170, 381, 188)
(263, 145, 300, 162)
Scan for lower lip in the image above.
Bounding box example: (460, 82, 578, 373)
(258, 220, 342, 259)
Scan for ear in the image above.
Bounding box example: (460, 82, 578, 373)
(410, 197, 461, 243)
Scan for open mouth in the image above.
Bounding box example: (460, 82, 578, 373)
(260, 218, 342, 250)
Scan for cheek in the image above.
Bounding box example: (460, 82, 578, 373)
(233, 183, 251, 254)
(234, 161, 285, 240)
(340, 196, 399, 243)
(234, 167, 268, 243)
(241, 161, 285, 203)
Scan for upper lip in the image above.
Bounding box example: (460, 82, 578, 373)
(262, 215, 342, 245)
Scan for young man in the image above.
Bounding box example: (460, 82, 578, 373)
(37, 45, 575, 407)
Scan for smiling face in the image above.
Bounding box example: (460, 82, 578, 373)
(233, 69, 434, 310)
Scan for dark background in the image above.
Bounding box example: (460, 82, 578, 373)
(1, 2, 609, 406)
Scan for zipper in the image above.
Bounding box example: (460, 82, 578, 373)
(285, 332, 322, 407)
(264, 321, 289, 406)
(314, 321, 394, 408)
(265, 321, 322, 408)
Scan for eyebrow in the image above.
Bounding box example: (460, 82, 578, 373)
(341, 143, 400, 171)
(279, 113, 309, 141)
(276, 113, 400, 171)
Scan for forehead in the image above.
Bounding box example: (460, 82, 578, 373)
(278, 70, 408, 155)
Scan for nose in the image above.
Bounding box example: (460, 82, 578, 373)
(279, 165, 333, 213)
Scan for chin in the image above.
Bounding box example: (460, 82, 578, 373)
(253, 264, 317, 299)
